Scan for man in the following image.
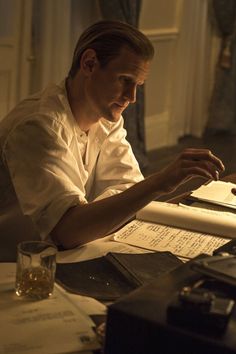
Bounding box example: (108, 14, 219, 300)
(0, 21, 224, 254)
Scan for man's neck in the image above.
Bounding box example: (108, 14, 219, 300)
(65, 76, 99, 132)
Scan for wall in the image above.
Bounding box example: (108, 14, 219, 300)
(140, 0, 215, 151)
(140, 0, 182, 150)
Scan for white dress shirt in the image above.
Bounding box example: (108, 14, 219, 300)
(0, 81, 143, 241)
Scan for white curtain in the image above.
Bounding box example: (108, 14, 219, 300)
(30, 0, 101, 93)
(170, 0, 211, 142)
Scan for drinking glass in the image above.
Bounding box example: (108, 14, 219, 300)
(15, 241, 57, 299)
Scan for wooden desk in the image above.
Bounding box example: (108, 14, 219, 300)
(2, 175, 235, 353)
(104, 174, 236, 354)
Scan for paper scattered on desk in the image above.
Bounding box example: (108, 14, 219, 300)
(190, 180, 236, 209)
(0, 263, 100, 354)
(113, 220, 229, 259)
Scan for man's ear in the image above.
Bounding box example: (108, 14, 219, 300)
(80, 49, 98, 75)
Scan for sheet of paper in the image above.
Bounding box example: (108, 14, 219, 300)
(57, 235, 152, 264)
(136, 201, 236, 239)
(59, 288, 107, 316)
(113, 220, 229, 259)
(0, 263, 100, 354)
(190, 180, 236, 208)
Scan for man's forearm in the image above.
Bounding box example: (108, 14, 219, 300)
(51, 173, 160, 249)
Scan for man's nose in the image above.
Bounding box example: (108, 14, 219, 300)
(124, 84, 137, 103)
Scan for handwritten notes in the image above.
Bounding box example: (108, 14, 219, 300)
(114, 220, 229, 259)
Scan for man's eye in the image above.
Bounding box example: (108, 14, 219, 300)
(120, 77, 132, 84)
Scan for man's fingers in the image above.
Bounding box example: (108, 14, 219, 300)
(181, 149, 225, 171)
(179, 159, 221, 181)
(162, 148, 225, 194)
(181, 166, 216, 181)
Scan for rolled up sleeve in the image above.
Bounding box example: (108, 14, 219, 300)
(4, 117, 87, 239)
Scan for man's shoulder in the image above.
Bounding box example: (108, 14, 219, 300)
(35, 80, 69, 119)
(0, 81, 74, 141)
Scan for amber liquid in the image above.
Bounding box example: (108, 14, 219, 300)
(15, 266, 54, 299)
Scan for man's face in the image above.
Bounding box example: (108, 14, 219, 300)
(85, 47, 150, 123)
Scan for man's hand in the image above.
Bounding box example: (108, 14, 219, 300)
(156, 148, 225, 194)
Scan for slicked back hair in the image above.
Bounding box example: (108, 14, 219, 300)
(68, 20, 154, 78)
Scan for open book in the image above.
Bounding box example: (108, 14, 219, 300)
(113, 201, 236, 260)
